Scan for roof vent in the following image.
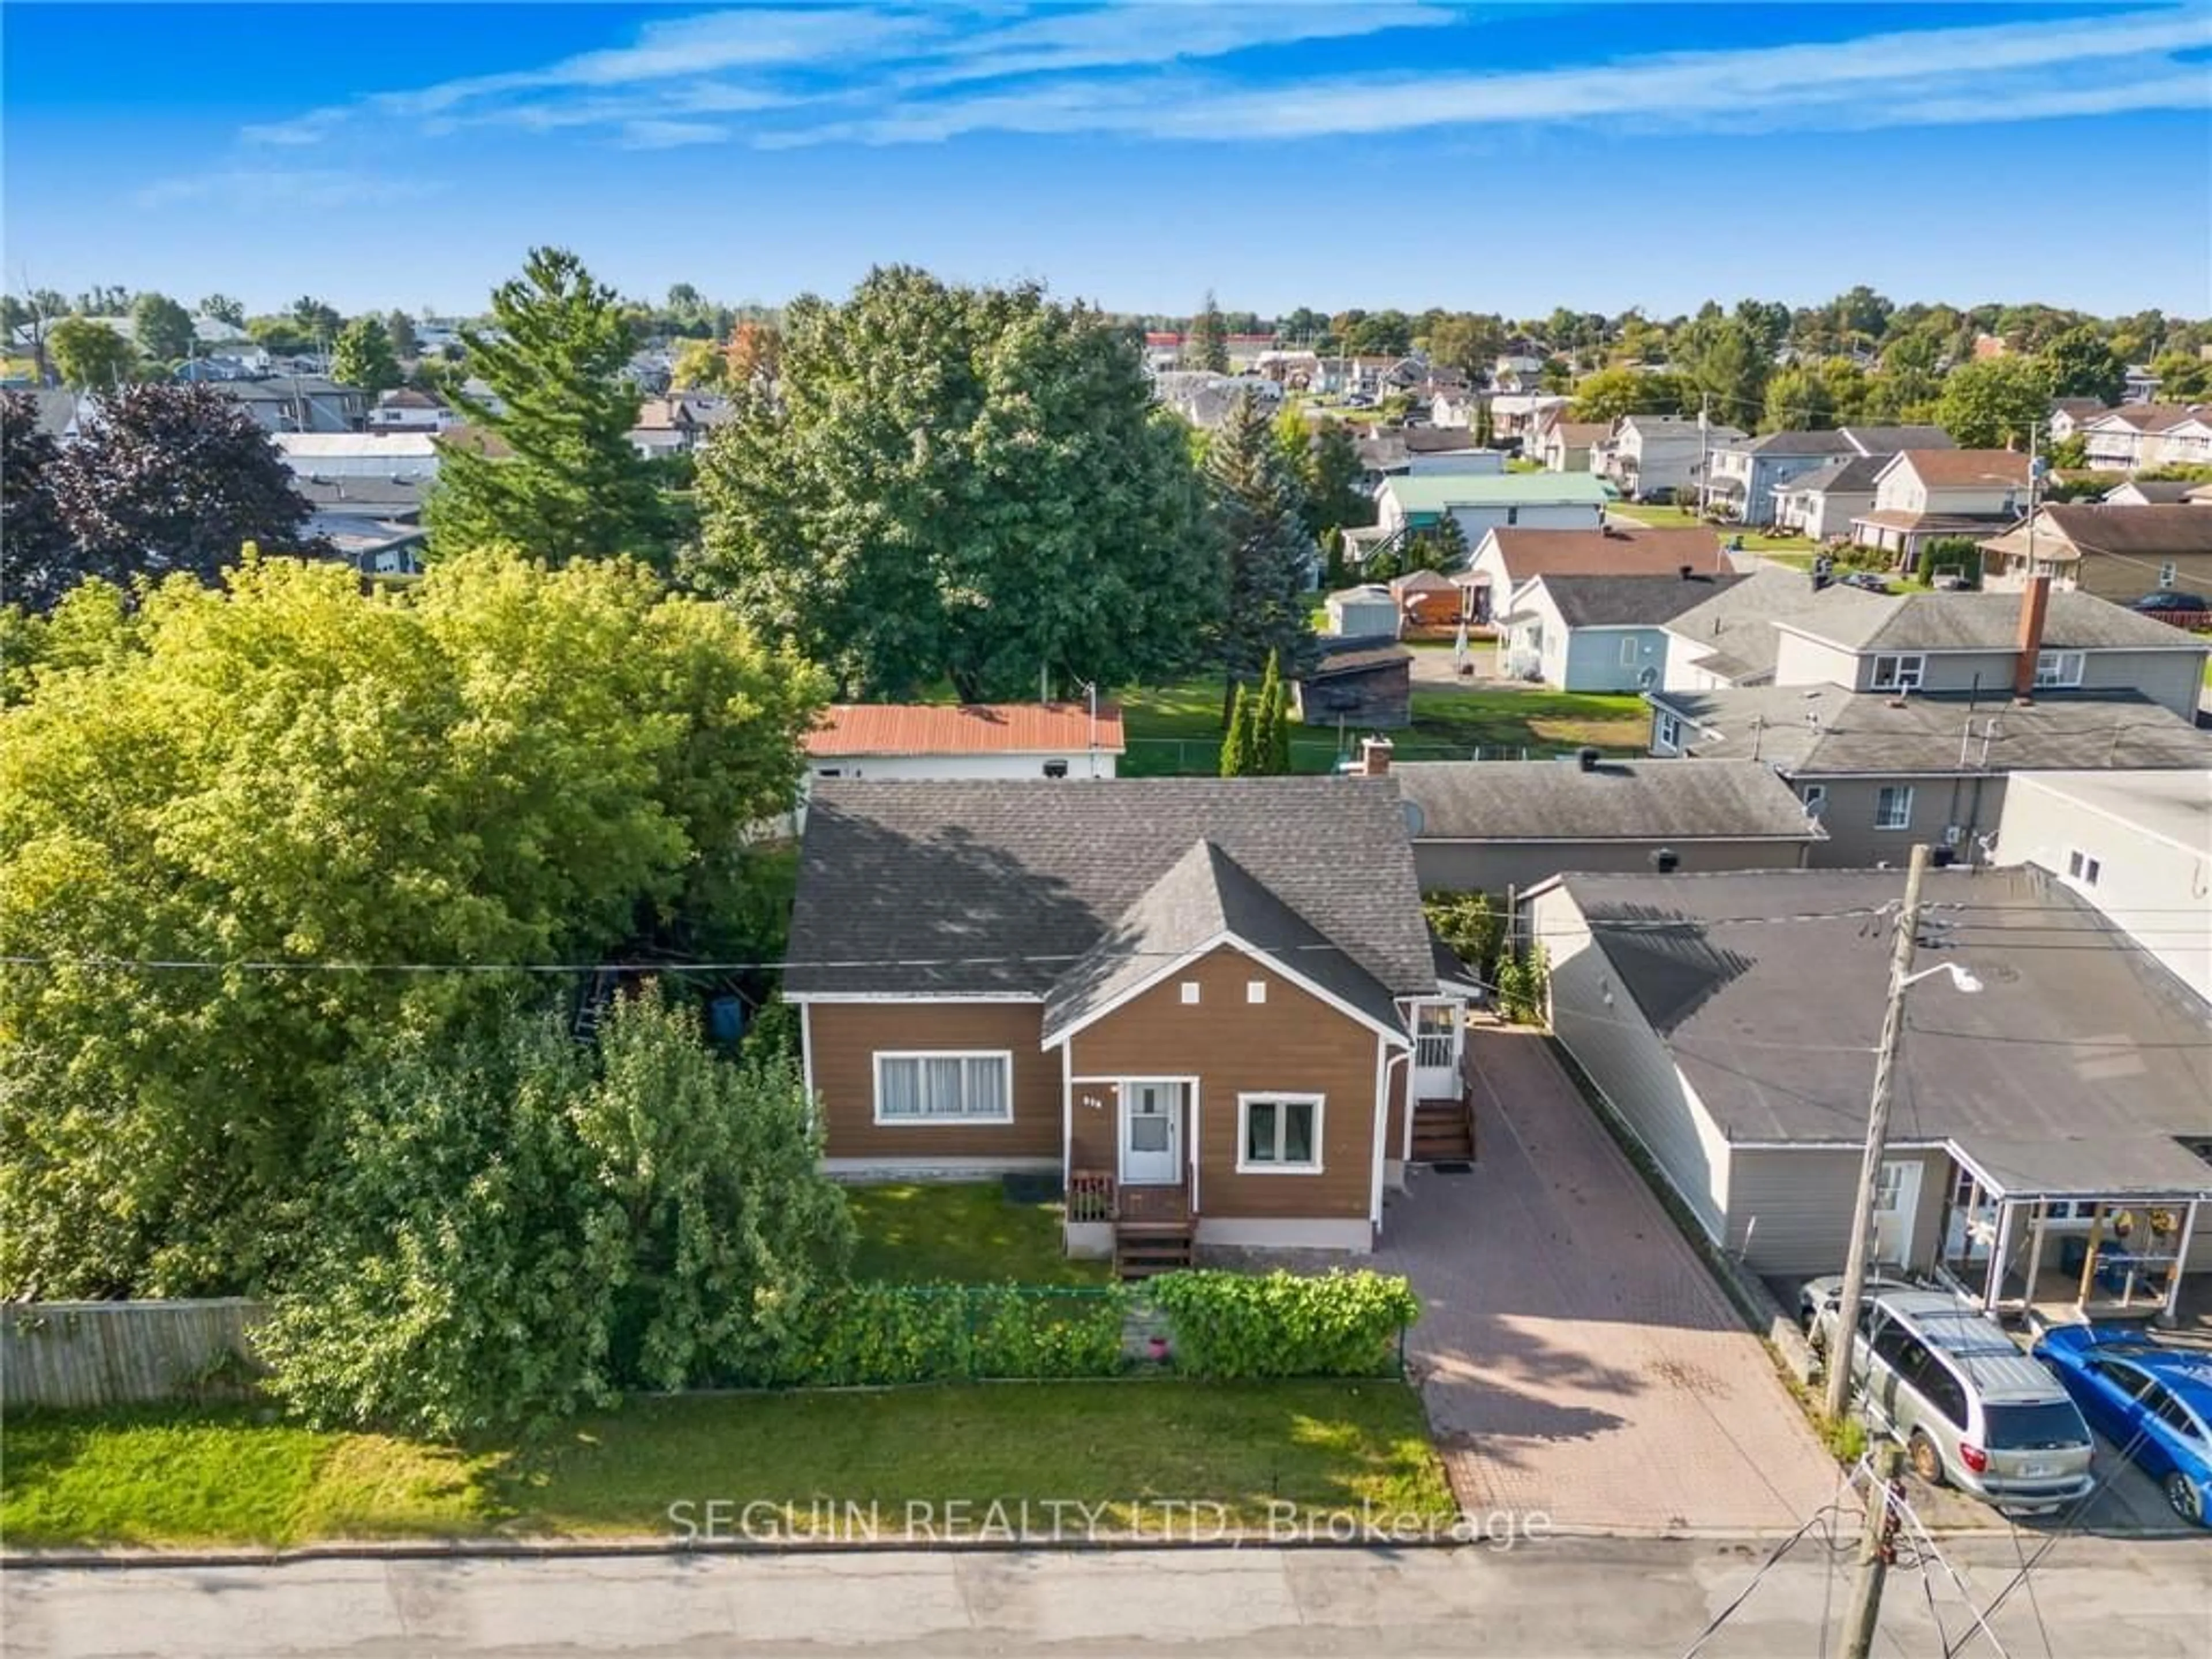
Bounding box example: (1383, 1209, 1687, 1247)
(1577, 746, 1601, 771)
(1650, 847, 1680, 874)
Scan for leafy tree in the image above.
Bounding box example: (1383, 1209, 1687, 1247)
(725, 320, 781, 389)
(1204, 390, 1317, 722)
(1829, 285, 1893, 347)
(1423, 891, 1502, 969)
(289, 295, 343, 340)
(0, 550, 826, 1297)
(670, 336, 730, 391)
(1219, 683, 1259, 777)
(1423, 512, 1469, 570)
(426, 247, 668, 567)
(1674, 316, 1767, 429)
(693, 266, 1213, 701)
(1189, 290, 1230, 373)
(74, 284, 135, 316)
(17, 382, 315, 610)
(1872, 331, 1944, 417)
(384, 310, 420, 360)
(1733, 299, 1791, 360)
(198, 294, 246, 328)
(1570, 366, 1692, 423)
(2039, 325, 2126, 406)
(1472, 398, 1494, 446)
(1935, 356, 2052, 449)
(1425, 312, 1504, 377)
(47, 317, 138, 390)
(1343, 310, 1412, 357)
(1, 392, 67, 598)
(246, 315, 315, 356)
(1761, 363, 1838, 432)
(259, 987, 854, 1433)
(2148, 350, 2212, 400)
(1298, 419, 1371, 542)
(130, 293, 196, 365)
(330, 315, 402, 393)
(1252, 648, 1292, 774)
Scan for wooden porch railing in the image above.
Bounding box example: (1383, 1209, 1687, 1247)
(1068, 1169, 1116, 1224)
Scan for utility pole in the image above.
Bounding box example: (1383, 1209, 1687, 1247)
(1824, 841, 1933, 1421)
(1839, 1442, 1904, 1659)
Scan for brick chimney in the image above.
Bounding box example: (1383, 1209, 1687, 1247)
(1357, 736, 1394, 777)
(2012, 574, 2051, 702)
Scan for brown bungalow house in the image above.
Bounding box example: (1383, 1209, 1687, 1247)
(784, 777, 1472, 1268)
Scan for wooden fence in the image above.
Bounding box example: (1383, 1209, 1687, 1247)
(2, 1299, 268, 1411)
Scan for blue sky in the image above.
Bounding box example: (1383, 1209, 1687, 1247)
(6, 2, 2209, 319)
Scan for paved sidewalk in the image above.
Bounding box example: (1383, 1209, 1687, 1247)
(1374, 1031, 1838, 1533)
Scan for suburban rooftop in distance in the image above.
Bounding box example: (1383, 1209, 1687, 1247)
(804, 702, 1126, 759)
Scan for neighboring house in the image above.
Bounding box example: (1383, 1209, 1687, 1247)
(1372, 473, 1610, 554)
(1700, 430, 1854, 526)
(1537, 420, 1611, 474)
(291, 474, 430, 517)
(1500, 571, 1744, 691)
(1646, 683, 2212, 868)
(1358, 428, 1496, 479)
(1980, 505, 2212, 604)
(2100, 479, 2201, 506)
(365, 388, 457, 433)
(1754, 579, 2210, 718)
(218, 376, 369, 434)
(1848, 449, 2030, 566)
(311, 513, 429, 577)
(1993, 770, 2212, 1009)
(1325, 585, 1402, 639)
(2048, 399, 2110, 444)
(629, 394, 731, 458)
(2124, 364, 2165, 404)
(2081, 404, 2212, 472)
(803, 703, 1124, 782)
(1488, 392, 1572, 440)
(1599, 414, 1747, 503)
(1293, 638, 1412, 729)
(1397, 755, 1822, 893)
(1662, 566, 1895, 690)
(1392, 569, 1463, 628)
(1530, 866, 2212, 1306)
(1771, 454, 1887, 542)
(1464, 524, 1732, 624)
(1429, 389, 1480, 430)
(783, 777, 1470, 1257)
(271, 431, 442, 482)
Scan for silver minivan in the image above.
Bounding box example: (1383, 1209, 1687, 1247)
(1809, 1282, 2096, 1513)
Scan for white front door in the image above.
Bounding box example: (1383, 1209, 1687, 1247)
(1872, 1159, 1923, 1267)
(1120, 1081, 1183, 1186)
(1411, 1001, 1464, 1101)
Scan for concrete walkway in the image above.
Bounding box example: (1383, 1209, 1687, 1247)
(1374, 1032, 1838, 1534)
(10, 1535, 2207, 1657)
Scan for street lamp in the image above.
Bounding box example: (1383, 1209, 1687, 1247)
(1823, 844, 1984, 1422)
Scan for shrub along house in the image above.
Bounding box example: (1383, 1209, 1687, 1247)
(783, 778, 1473, 1272)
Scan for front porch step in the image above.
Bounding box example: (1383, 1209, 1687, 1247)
(1411, 1099, 1474, 1162)
(1113, 1222, 1194, 1281)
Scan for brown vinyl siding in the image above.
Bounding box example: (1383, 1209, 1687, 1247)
(808, 1002, 1060, 1160)
(1067, 1081, 1121, 1178)
(1068, 946, 1386, 1221)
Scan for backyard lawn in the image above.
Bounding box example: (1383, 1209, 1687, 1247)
(1118, 677, 1647, 774)
(1606, 501, 1815, 555)
(2, 1382, 1451, 1546)
(845, 1181, 1108, 1286)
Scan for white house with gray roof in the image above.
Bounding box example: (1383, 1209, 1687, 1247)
(1597, 413, 1747, 503)
(1503, 570, 1743, 691)
(1531, 866, 2212, 1313)
(1700, 430, 1855, 526)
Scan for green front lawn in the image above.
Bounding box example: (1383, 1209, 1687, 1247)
(1119, 677, 1647, 774)
(2, 1383, 1450, 1547)
(1606, 502, 1814, 553)
(845, 1181, 1108, 1286)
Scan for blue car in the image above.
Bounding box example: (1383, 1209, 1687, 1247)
(2032, 1325, 2212, 1527)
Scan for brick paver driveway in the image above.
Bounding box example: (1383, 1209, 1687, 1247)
(1374, 1031, 1838, 1535)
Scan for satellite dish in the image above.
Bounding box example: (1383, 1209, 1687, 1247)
(1402, 800, 1426, 838)
(1636, 665, 1659, 691)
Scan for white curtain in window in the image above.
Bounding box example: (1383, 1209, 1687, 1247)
(963, 1055, 1009, 1119)
(924, 1056, 965, 1115)
(1283, 1102, 1315, 1165)
(880, 1058, 922, 1118)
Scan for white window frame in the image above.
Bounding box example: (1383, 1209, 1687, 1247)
(2034, 649, 2085, 688)
(872, 1050, 1014, 1126)
(1656, 711, 1682, 751)
(1236, 1093, 1325, 1175)
(1870, 654, 1926, 692)
(1873, 785, 1915, 831)
(1801, 783, 1827, 816)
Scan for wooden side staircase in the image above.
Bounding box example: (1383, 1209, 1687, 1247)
(1411, 1096, 1475, 1164)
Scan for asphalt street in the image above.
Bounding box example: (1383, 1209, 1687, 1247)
(6, 1535, 2208, 1658)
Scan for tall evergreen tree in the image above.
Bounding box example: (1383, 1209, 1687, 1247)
(1205, 391, 1319, 724)
(1219, 683, 1259, 777)
(1190, 290, 1230, 374)
(426, 247, 666, 567)
(1257, 649, 1292, 773)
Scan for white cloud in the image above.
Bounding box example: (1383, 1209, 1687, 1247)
(616, 119, 735, 151)
(135, 169, 442, 211)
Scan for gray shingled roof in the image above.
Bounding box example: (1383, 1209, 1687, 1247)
(1664, 567, 1893, 684)
(1839, 425, 1956, 454)
(1772, 454, 1887, 495)
(1396, 759, 1823, 843)
(1556, 867, 2212, 1196)
(1042, 838, 1401, 1039)
(1534, 572, 1745, 628)
(787, 778, 1436, 1002)
(1737, 430, 1857, 457)
(1652, 685, 2212, 775)
(1785, 589, 2205, 653)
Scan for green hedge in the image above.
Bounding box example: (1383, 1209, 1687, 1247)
(1149, 1270, 1419, 1379)
(730, 1285, 1134, 1387)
